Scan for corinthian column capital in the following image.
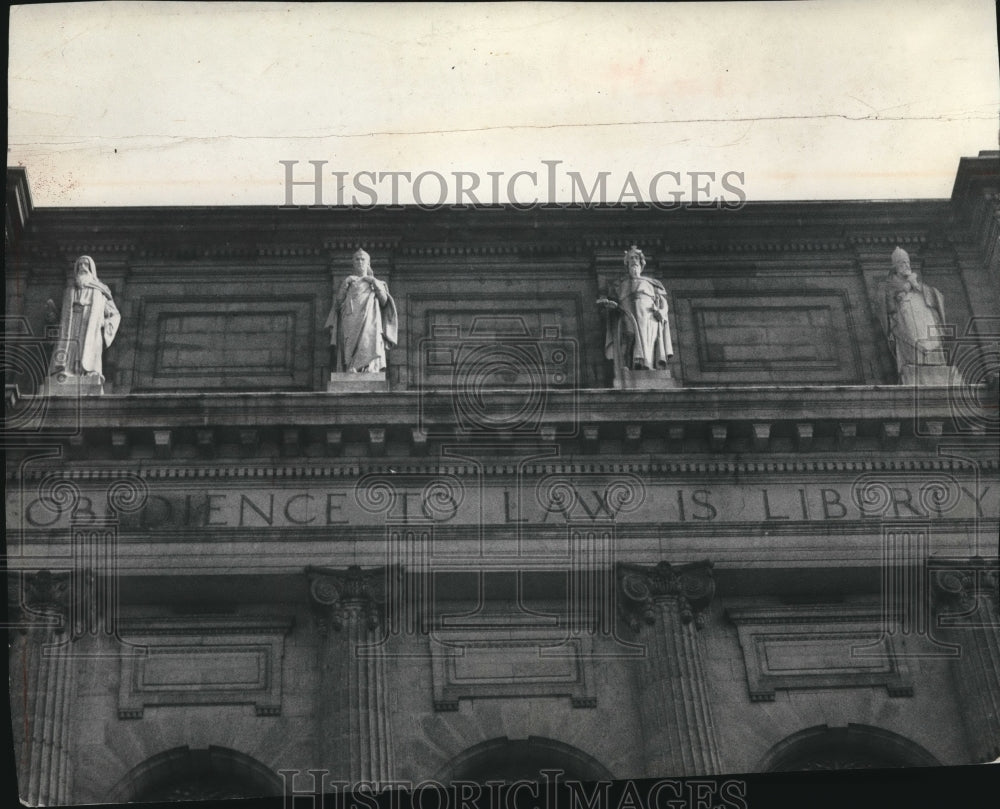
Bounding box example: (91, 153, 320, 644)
(931, 558, 1000, 620)
(10, 570, 71, 632)
(617, 560, 715, 631)
(306, 565, 388, 634)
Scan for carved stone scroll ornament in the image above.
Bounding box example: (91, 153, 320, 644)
(618, 560, 716, 631)
(306, 564, 387, 633)
(21, 570, 71, 627)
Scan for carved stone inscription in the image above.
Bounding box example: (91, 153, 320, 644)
(13, 477, 994, 530)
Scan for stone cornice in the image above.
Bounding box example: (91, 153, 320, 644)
(726, 603, 888, 625)
(8, 197, 964, 268)
(118, 615, 294, 635)
(8, 384, 984, 430)
(13, 517, 998, 546)
(10, 455, 996, 482)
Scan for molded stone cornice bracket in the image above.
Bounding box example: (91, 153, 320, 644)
(306, 565, 390, 634)
(752, 423, 771, 451)
(617, 560, 715, 631)
(795, 422, 814, 451)
(325, 429, 343, 457)
(196, 429, 216, 458)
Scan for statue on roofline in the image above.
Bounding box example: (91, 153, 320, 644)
(46, 255, 120, 392)
(597, 245, 673, 386)
(326, 248, 398, 374)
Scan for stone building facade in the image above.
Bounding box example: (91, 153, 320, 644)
(5, 153, 999, 805)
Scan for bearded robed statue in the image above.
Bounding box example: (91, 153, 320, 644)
(45, 255, 121, 394)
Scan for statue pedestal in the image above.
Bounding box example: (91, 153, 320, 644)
(327, 372, 388, 393)
(900, 365, 963, 387)
(42, 376, 104, 396)
(614, 368, 680, 390)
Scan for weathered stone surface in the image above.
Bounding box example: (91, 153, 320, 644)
(327, 371, 387, 392)
(4, 154, 999, 801)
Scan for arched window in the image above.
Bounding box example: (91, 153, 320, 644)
(107, 745, 283, 803)
(435, 736, 614, 784)
(760, 725, 940, 772)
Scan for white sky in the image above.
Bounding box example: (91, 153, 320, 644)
(7, 0, 1000, 206)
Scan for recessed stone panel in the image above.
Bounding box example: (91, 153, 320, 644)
(117, 616, 294, 719)
(407, 294, 583, 391)
(727, 604, 913, 702)
(674, 290, 863, 384)
(430, 626, 596, 710)
(134, 297, 315, 391)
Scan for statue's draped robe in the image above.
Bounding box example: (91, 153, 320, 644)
(49, 277, 120, 381)
(882, 272, 947, 374)
(605, 275, 673, 371)
(326, 275, 398, 372)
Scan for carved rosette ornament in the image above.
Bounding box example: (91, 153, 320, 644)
(931, 558, 1000, 763)
(307, 565, 385, 634)
(618, 560, 715, 631)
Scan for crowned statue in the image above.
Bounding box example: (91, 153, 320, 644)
(597, 245, 676, 388)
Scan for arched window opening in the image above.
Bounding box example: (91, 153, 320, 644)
(762, 725, 941, 773)
(107, 745, 283, 803)
(436, 736, 614, 785)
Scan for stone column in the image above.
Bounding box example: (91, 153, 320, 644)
(932, 558, 1000, 763)
(618, 560, 722, 776)
(8, 571, 75, 806)
(308, 566, 394, 785)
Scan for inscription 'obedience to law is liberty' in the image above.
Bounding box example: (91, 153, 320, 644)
(12, 479, 995, 530)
